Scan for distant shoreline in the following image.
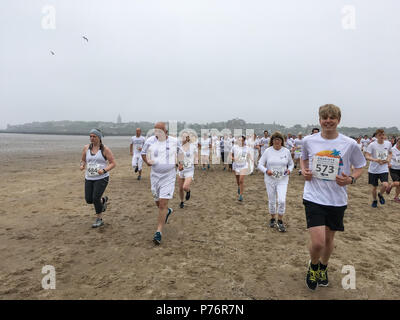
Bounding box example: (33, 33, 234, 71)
(0, 131, 132, 137)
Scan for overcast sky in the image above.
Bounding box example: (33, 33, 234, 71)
(1, 0, 399, 129)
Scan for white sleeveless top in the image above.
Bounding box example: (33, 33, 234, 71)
(85, 148, 110, 181)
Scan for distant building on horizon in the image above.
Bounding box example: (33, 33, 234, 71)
(117, 114, 122, 124)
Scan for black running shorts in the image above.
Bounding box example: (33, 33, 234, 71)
(390, 168, 400, 182)
(303, 199, 347, 232)
(368, 172, 389, 186)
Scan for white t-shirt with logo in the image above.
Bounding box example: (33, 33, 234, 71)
(131, 136, 146, 155)
(390, 145, 400, 170)
(232, 145, 250, 170)
(366, 140, 392, 174)
(141, 136, 179, 176)
(179, 143, 198, 170)
(301, 133, 366, 206)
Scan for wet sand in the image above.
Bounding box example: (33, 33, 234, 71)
(1, 144, 400, 300)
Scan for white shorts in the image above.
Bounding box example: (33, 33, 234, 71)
(294, 152, 301, 160)
(178, 168, 194, 179)
(233, 163, 248, 175)
(150, 170, 176, 201)
(132, 154, 143, 170)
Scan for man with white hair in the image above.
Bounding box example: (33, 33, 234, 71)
(142, 122, 181, 245)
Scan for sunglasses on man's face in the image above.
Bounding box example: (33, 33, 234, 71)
(90, 135, 97, 138)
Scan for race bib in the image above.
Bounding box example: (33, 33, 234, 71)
(395, 154, 400, 163)
(87, 163, 100, 177)
(377, 150, 388, 160)
(183, 159, 192, 168)
(271, 166, 285, 179)
(312, 156, 340, 181)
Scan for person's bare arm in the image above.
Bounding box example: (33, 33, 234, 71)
(80, 145, 89, 171)
(300, 158, 312, 181)
(130, 143, 133, 156)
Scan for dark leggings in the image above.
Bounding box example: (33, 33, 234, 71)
(85, 177, 109, 214)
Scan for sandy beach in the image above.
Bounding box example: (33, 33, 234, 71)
(1, 134, 400, 300)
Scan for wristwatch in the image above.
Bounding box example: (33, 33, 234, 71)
(349, 175, 356, 184)
(103, 168, 107, 173)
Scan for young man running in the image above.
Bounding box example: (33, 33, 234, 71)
(142, 122, 180, 245)
(258, 130, 270, 157)
(130, 128, 146, 180)
(365, 129, 392, 207)
(300, 104, 365, 291)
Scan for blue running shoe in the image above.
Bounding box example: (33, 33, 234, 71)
(378, 193, 385, 205)
(237, 187, 240, 195)
(153, 231, 162, 245)
(165, 208, 173, 223)
(238, 194, 243, 201)
(371, 200, 378, 208)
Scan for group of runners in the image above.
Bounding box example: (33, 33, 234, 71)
(79, 104, 400, 291)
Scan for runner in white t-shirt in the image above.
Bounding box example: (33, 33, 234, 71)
(199, 134, 211, 171)
(130, 128, 146, 180)
(360, 135, 371, 153)
(231, 136, 253, 201)
(177, 131, 198, 209)
(258, 130, 270, 156)
(365, 129, 392, 207)
(300, 104, 366, 291)
(142, 122, 180, 245)
(387, 139, 400, 202)
(293, 133, 304, 175)
(258, 132, 294, 232)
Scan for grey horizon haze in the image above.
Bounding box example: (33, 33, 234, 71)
(1, 0, 399, 130)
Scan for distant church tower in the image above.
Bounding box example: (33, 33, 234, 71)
(117, 114, 122, 124)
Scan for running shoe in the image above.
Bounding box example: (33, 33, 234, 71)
(179, 202, 184, 209)
(371, 200, 378, 208)
(185, 191, 191, 201)
(386, 185, 392, 195)
(134, 166, 138, 173)
(269, 218, 276, 228)
(277, 221, 286, 232)
(238, 194, 243, 201)
(306, 262, 318, 291)
(223, 167, 226, 171)
(298, 170, 302, 175)
(137, 175, 141, 180)
(165, 208, 173, 224)
(378, 193, 385, 205)
(102, 196, 109, 212)
(317, 264, 329, 287)
(394, 197, 400, 203)
(92, 218, 104, 228)
(153, 231, 162, 245)
(207, 164, 210, 169)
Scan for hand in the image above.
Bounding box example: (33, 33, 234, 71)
(80, 165, 85, 171)
(336, 172, 352, 187)
(389, 163, 392, 169)
(98, 169, 105, 175)
(130, 152, 133, 156)
(267, 170, 273, 176)
(285, 170, 291, 175)
(178, 163, 184, 171)
(302, 168, 313, 181)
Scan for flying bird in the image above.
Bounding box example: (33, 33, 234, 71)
(50, 51, 55, 55)
(82, 36, 88, 42)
